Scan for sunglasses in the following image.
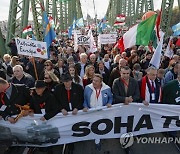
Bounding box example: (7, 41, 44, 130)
(45, 64, 51, 66)
(44, 77, 51, 79)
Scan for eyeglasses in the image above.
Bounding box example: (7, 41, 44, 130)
(45, 64, 51, 66)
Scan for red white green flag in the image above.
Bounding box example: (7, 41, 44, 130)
(117, 14, 157, 53)
(22, 25, 33, 38)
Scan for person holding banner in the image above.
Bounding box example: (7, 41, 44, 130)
(28, 80, 59, 154)
(139, 67, 162, 105)
(112, 66, 140, 104)
(30, 80, 59, 121)
(83, 73, 113, 111)
(0, 77, 30, 123)
(54, 73, 84, 154)
(83, 73, 113, 150)
(163, 72, 180, 104)
(54, 73, 84, 115)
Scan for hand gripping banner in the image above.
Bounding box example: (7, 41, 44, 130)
(0, 103, 180, 147)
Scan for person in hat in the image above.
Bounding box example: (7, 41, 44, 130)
(54, 73, 84, 154)
(54, 73, 84, 115)
(30, 80, 58, 121)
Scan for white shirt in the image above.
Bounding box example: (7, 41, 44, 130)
(59, 68, 63, 75)
(104, 61, 110, 70)
(90, 86, 103, 108)
(80, 63, 85, 78)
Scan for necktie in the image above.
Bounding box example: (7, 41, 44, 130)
(151, 81, 155, 93)
(0, 92, 6, 105)
(0, 84, 10, 105)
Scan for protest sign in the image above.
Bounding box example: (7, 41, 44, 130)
(99, 34, 117, 44)
(75, 35, 90, 45)
(15, 38, 48, 59)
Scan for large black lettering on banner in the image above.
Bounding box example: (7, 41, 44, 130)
(1, 103, 180, 147)
(72, 115, 153, 137)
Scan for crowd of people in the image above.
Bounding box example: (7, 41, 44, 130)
(0, 35, 180, 153)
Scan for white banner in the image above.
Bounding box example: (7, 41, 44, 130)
(1, 103, 180, 147)
(75, 35, 90, 45)
(15, 38, 48, 59)
(99, 34, 117, 44)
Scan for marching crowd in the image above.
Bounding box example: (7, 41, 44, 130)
(0, 35, 180, 153)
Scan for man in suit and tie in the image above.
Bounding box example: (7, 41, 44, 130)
(139, 67, 162, 105)
(0, 77, 30, 123)
(112, 66, 140, 104)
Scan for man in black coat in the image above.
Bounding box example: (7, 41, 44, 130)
(30, 80, 58, 121)
(54, 74, 84, 153)
(54, 73, 84, 115)
(0, 77, 30, 123)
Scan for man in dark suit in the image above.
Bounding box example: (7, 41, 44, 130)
(163, 72, 180, 104)
(139, 67, 162, 105)
(54, 73, 84, 115)
(54, 73, 84, 153)
(112, 66, 140, 104)
(0, 77, 30, 123)
(30, 80, 58, 121)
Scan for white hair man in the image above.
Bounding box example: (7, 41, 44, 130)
(9, 65, 35, 88)
(75, 53, 88, 78)
(139, 67, 162, 105)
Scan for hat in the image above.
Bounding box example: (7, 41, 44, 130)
(61, 73, 72, 82)
(34, 80, 46, 88)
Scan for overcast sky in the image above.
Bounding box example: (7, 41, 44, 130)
(0, 0, 178, 21)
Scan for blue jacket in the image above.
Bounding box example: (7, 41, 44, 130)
(83, 83, 113, 108)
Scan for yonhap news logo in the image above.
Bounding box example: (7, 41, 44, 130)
(120, 132, 134, 148)
(120, 132, 180, 148)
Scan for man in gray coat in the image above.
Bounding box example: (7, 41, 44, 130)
(112, 66, 140, 104)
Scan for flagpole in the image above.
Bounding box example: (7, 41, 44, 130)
(32, 57, 39, 80)
(85, 0, 89, 27)
(92, 0, 98, 35)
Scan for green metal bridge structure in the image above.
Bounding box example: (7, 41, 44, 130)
(0, 0, 180, 57)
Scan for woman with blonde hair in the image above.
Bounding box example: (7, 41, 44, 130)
(83, 65, 95, 87)
(2, 54, 11, 70)
(44, 71, 59, 93)
(40, 60, 60, 79)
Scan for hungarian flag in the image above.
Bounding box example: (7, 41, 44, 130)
(114, 21, 125, 27)
(22, 25, 33, 38)
(117, 14, 157, 53)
